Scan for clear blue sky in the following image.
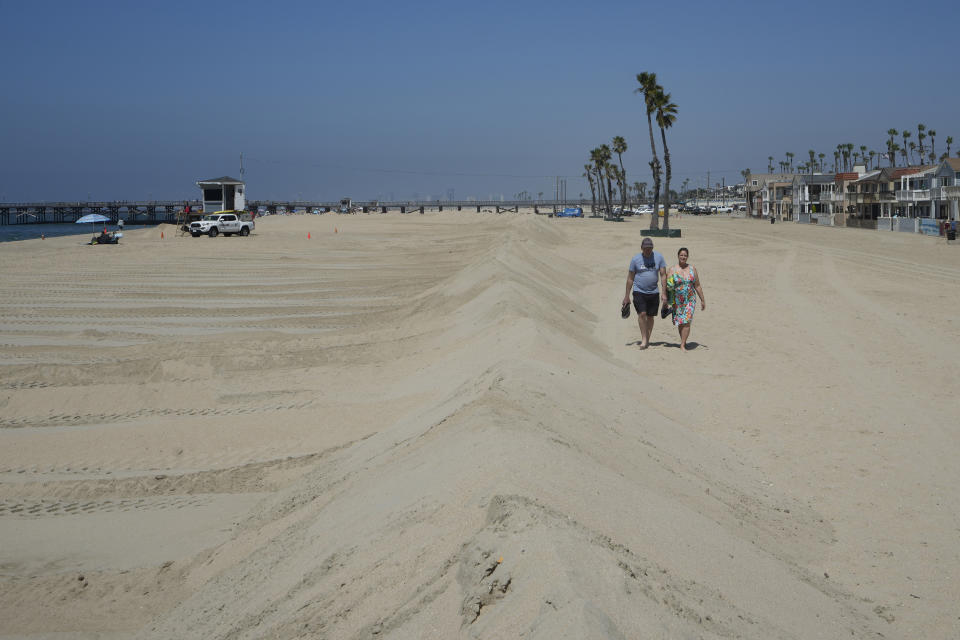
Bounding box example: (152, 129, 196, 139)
(2, 0, 958, 203)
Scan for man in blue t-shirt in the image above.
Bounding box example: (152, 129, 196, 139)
(622, 237, 667, 349)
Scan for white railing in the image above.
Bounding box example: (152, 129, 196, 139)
(937, 186, 960, 199)
(896, 190, 931, 202)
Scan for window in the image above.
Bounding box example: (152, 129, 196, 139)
(751, 180, 758, 186)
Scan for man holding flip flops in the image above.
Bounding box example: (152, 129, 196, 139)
(621, 237, 667, 349)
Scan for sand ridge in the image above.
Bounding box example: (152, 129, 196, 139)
(1, 211, 958, 638)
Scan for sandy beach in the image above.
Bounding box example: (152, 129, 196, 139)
(1, 211, 958, 639)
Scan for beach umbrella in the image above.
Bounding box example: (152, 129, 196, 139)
(76, 213, 111, 238)
(76, 213, 110, 225)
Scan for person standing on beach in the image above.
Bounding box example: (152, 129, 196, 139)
(622, 237, 667, 349)
(666, 247, 706, 351)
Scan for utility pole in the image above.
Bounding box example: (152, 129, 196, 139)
(706, 170, 710, 205)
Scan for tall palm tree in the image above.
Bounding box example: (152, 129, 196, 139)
(869, 150, 876, 170)
(902, 130, 911, 164)
(590, 147, 609, 215)
(909, 141, 917, 165)
(808, 150, 816, 174)
(767, 156, 774, 172)
(818, 152, 826, 172)
(833, 150, 841, 172)
(785, 151, 794, 173)
(946, 136, 954, 159)
(605, 161, 617, 215)
(584, 164, 597, 214)
(600, 145, 615, 213)
(635, 71, 663, 230)
(929, 129, 936, 159)
(859, 145, 868, 168)
(887, 129, 899, 166)
(612, 136, 628, 213)
(917, 124, 926, 163)
(653, 89, 678, 229)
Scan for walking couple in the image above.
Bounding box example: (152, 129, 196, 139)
(621, 237, 705, 351)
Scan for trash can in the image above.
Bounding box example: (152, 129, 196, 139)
(947, 229, 957, 241)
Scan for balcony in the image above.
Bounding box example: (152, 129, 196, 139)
(937, 186, 960, 199)
(820, 192, 845, 202)
(896, 189, 931, 202)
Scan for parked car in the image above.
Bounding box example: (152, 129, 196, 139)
(189, 211, 254, 237)
(555, 207, 584, 218)
(714, 205, 733, 214)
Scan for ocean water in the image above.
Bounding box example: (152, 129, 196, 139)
(0, 223, 151, 243)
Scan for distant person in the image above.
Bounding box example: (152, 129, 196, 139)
(666, 247, 706, 352)
(117, 218, 124, 231)
(622, 237, 667, 350)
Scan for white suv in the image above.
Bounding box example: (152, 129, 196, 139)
(189, 212, 254, 237)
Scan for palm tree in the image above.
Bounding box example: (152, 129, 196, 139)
(584, 164, 597, 214)
(653, 89, 678, 229)
(635, 181, 647, 202)
(785, 151, 794, 173)
(767, 156, 774, 172)
(869, 150, 876, 170)
(818, 152, 826, 172)
(909, 141, 917, 164)
(917, 124, 926, 163)
(859, 145, 868, 169)
(887, 129, 898, 166)
(635, 71, 663, 230)
(612, 136, 628, 213)
(600, 146, 615, 213)
(808, 150, 816, 174)
(902, 130, 911, 164)
(929, 129, 936, 159)
(590, 147, 609, 215)
(604, 161, 617, 215)
(833, 150, 841, 172)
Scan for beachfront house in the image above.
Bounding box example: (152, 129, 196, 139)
(791, 174, 836, 222)
(850, 167, 899, 220)
(896, 158, 960, 221)
(745, 173, 795, 218)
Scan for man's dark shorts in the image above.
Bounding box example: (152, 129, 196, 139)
(632, 291, 660, 317)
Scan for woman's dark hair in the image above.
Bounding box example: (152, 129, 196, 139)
(678, 247, 689, 256)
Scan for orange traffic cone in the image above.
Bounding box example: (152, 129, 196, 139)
(161, 231, 164, 239)
(334, 227, 338, 234)
(308, 232, 311, 239)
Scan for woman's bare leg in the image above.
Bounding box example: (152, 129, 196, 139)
(678, 323, 691, 351)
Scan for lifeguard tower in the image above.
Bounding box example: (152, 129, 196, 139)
(196, 176, 245, 213)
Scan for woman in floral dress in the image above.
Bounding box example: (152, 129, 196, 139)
(666, 247, 706, 351)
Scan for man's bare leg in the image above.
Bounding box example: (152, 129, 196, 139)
(638, 313, 654, 349)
